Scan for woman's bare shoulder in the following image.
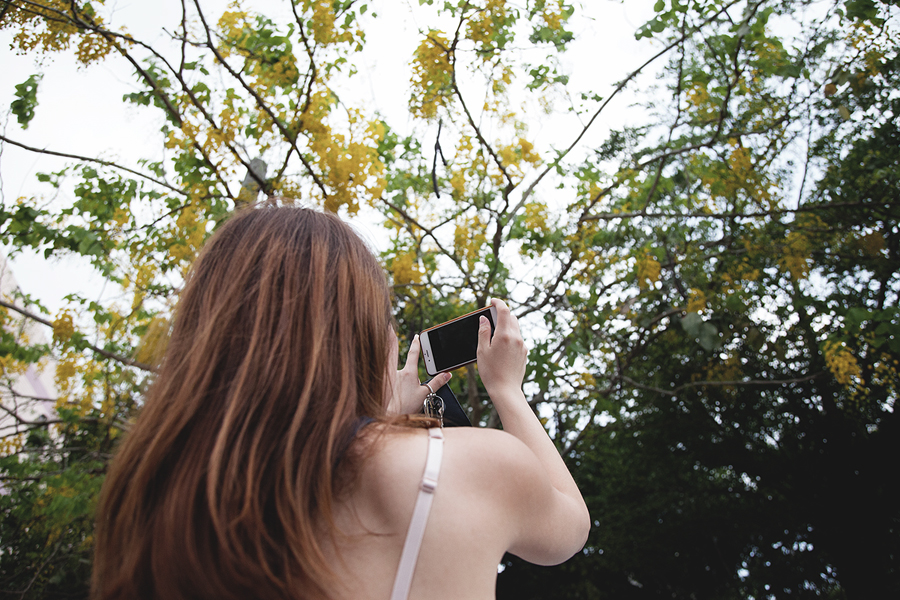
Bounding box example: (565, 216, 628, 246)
(440, 427, 551, 497)
(358, 425, 539, 500)
(366, 425, 542, 477)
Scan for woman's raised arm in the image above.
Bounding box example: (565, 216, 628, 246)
(475, 299, 591, 564)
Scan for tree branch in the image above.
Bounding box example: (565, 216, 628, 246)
(192, 0, 331, 201)
(583, 200, 885, 222)
(621, 371, 827, 398)
(0, 134, 188, 196)
(0, 300, 155, 372)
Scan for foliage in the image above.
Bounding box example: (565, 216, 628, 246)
(0, 0, 898, 598)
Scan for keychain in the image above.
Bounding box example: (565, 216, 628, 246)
(423, 381, 445, 427)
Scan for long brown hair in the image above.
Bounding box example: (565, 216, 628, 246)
(93, 207, 394, 600)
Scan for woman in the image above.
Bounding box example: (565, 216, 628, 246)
(92, 206, 589, 600)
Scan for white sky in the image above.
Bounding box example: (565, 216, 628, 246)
(0, 0, 660, 317)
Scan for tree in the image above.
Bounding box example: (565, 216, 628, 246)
(0, 1, 897, 598)
(495, 0, 900, 597)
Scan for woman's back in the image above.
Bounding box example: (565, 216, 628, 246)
(327, 425, 587, 600)
(327, 427, 503, 599)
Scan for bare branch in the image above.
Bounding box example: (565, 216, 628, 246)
(621, 371, 827, 398)
(0, 134, 189, 196)
(0, 300, 155, 372)
(584, 200, 882, 222)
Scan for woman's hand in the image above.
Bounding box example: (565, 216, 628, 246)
(476, 299, 527, 399)
(386, 335, 452, 416)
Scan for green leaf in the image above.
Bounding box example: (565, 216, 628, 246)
(845, 308, 871, 329)
(698, 323, 719, 351)
(844, 0, 883, 24)
(680, 312, 703, 336)
(10, 74, 42, 129)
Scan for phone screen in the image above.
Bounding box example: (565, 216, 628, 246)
(426, 308, 495, 372)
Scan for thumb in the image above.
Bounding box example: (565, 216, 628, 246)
(404, 334, 421, 371)
(477, 315, 492, 352)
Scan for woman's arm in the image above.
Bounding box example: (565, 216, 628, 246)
(476, 299, 591, 564)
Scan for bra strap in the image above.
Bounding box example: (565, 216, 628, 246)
(390, 428, 444, 600)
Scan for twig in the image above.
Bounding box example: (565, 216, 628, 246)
(621, 371, 826, 398)
(0, 299, 155, 371)
(0, 134, 188, 196)
(583, 200, 883, 222)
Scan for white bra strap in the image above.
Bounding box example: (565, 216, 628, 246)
(390, 428, 444, 600)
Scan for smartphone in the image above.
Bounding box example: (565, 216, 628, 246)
(419, 306, 497, 376)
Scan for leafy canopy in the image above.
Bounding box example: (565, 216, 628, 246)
(1, 0, 898, 598)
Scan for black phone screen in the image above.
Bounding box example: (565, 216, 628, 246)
(428, 308, 495, 372)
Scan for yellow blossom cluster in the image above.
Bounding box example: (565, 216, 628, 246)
(124, 261, 160, 311)
(686, 288, 707, 314)
(454, 215, 488, 266)
(536, 0, 569, 31)
(209, 104, 244, 154)
(466, 0, 513, 57)
(166, 203, 209, 268)
(575, 372, 597, 390)
(778, 230, 812, 282)
(134, 317, 170, 367)
(111, 207, 129, 227)
(4, 0, 118, 65)
(217, 8, 300, 93)
(52, 310, 76, 345)
(522, 201, 550, 235)
(0, 308, 31, 378)
(855, 231, 886, 257)
(53, 308, 137, 425)
(446, 136, 480, 199)
(847, 21, 890, 91)
(497, 137, 542, 182)
(697, 140, 775, 207)
(410, 31, 454, 120)
(635, 251, 661, 290)
(731, 251, 763, 284)
(777, 215, 826, 282)
(390, 250, 423, 286)
(303, 109, 387, 214)
(685, 81, 719, 123)
(823, 340, 861, 387)
(703, 353, 743, 396)
(869, 353, 899, 394)
(0, 434, 26, 458)
(301, 0, 359, 46)
(450, 169, 468, 199)
(54, 349, 81, 413)
(489, 66, 514, 101)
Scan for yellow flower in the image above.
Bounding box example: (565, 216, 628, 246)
(390, 251, 423, 286)
(52, 310, 76, 344)
(824, 341, 861, 387)
(636, 252, 661, 290)
(686, 288, 707, 313)
(409, 31, 454, 119)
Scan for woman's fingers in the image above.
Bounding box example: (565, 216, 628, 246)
(477, 298, 527, 397)
(487, 298, 522, 341)
(478, 314, 493, 349)
(390, 335, 452, 415)
(404, 334, 421, 372)
(426, 371, 452, 392)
